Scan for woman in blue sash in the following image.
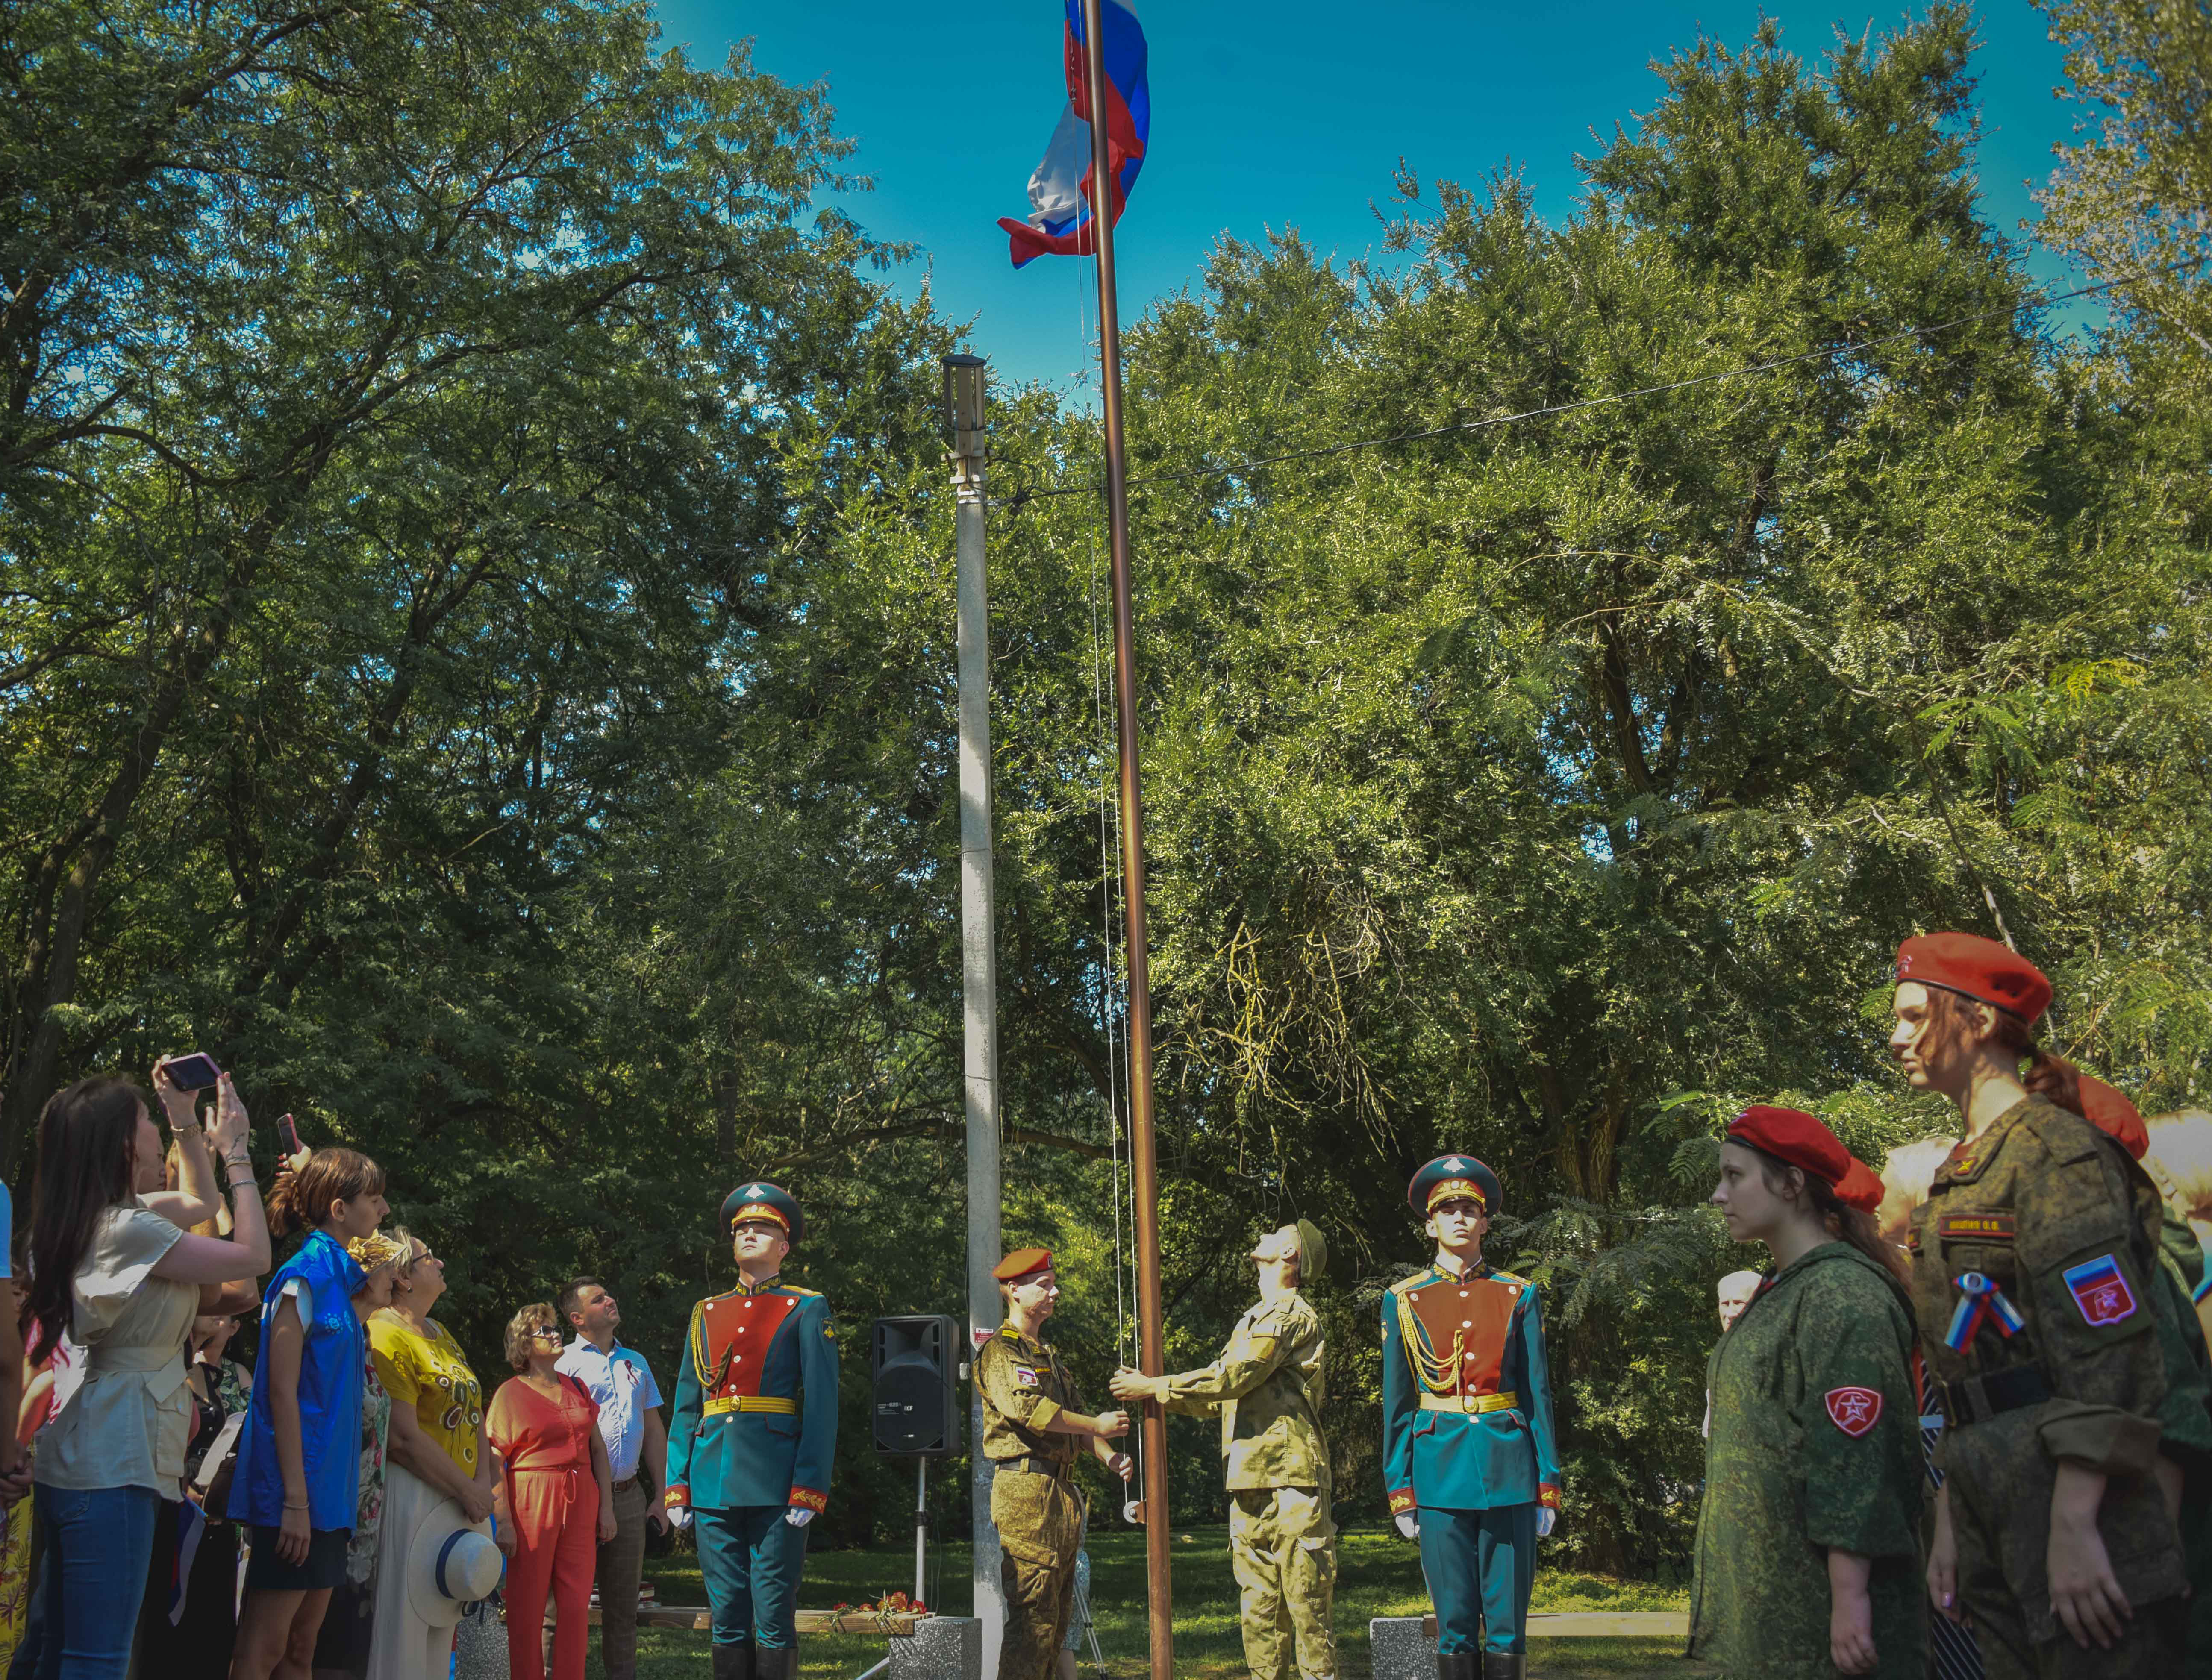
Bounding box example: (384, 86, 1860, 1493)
(228, 1149, 388, 1680)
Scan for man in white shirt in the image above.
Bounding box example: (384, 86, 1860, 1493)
(551, 1276, 671, 1680)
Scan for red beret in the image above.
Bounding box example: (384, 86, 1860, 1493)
(2078, 1075, 2148, 1161)
(991, 1247, 1053, 1281)
(1895, 932, 2051, 1025)
(1726, 1106, 1850, 1185)
(1834, 1157, 1885, 1213)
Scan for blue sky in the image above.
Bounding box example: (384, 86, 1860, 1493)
(648, 2, 2084, 397)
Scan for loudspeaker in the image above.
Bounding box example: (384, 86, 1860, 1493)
(871, 1314, 962, 1457)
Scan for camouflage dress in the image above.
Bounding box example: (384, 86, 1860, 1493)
(1688, 1241, 1926, 1679)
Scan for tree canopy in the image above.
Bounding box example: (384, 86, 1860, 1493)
(3, 0, 2207, 1566)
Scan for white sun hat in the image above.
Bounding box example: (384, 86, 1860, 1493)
(406, 1497, 503, 1627)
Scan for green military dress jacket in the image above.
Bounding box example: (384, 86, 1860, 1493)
(1163, 1289, 1328, 1491)
(1688, 1241, 1926, 1680)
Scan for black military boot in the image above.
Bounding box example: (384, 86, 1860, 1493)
(1480, 1653, 1527, 1680)
(1435, 1654, 1479, 1680)
(756, 1647, 799, 1680)
(711, 1642, 756, 1680)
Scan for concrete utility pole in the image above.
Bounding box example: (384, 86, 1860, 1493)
(944, 352, 1005, 1679)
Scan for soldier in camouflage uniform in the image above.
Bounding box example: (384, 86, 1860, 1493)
(1892, 933, 2188, 1678)
(1112, 1219, 1337, 1680)
(1688, 1106, 1927, 1679)
(975, 1248, 1134, 1680)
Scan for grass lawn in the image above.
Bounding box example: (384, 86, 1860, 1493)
(599, 1525, 1699, 1679)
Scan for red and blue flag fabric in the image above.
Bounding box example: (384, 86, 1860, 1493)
(997, 0, 1149, 267)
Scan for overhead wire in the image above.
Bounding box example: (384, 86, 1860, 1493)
(999, 261, 2197, 511)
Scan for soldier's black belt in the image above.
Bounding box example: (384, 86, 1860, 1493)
(1939, 1364, 2051, 1428)
(993, 1455, 1071, 1479)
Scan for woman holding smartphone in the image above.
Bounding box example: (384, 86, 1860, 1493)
(228, 1148, 389, 1680)
(18, 1063, 271, 1680)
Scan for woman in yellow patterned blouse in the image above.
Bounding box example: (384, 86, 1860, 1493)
(365, 1229, 501, 1680)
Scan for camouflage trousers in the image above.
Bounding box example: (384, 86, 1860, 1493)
(1229, 1485, 1338, 1680)
(992, 1468, 1085, 1680)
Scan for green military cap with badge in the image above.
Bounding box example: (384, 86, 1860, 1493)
(721, 1179, 805, 1243)
(1408, 1154, 1502, 1215)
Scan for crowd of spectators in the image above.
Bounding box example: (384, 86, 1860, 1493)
(0, 1063, 672, 1680)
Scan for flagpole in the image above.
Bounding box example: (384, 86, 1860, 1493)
(1077, 4, 1171, 1676)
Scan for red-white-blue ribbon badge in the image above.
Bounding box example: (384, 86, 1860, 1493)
(1945, 1272, 2026, 1351)
(2062, 1255, 2138, 1327)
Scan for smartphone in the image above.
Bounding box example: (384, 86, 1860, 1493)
(160, 1053, 222, 1092)
(277, 1113, 302, 1156)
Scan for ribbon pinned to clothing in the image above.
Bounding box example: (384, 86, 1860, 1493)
(1945, 1271, 2026, 1351)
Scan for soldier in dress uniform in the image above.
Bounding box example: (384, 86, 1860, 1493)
(663, 1182, 839, 1680)
(1892, 933, 2187, 1677)
(1112, 1219, 1338, 1680)
(975, 1248, 1134, 1680)
(1382, 1157, 1562, 1680)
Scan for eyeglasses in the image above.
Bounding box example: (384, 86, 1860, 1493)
(530, 1327, 563, 1341)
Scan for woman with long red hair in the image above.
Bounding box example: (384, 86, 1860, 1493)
(1891, 932, 2186, 1675)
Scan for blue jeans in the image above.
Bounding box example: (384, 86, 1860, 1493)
(10, 1484, 161, 1680)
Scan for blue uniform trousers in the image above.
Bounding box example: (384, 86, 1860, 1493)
(1418, 1504, 1536, 1657)
(697, 1506, 810, 1650)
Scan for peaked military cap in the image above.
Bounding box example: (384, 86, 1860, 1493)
(721, 1179, 804, 1245)
(1293, 1217, 1328, 1284)
(1409, 1154, 1501, 1216)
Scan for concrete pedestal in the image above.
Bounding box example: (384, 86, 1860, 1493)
(889, 1615, 982, 1680)
(1369, 1615, 1439, 1680)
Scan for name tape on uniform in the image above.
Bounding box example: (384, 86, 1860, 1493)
(1936, 1213, 2015, 1242)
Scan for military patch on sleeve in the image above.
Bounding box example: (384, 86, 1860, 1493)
(1824, 1387, 1883, 1437)
(2062, 1255, 2138, 1327)
(1936, 1212, 2015, 1242)
(1014, 1366, 1040, 1389)
(821, 1322, 835, 1340)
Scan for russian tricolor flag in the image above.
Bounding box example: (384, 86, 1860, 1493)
(997, 0, 1149, 267)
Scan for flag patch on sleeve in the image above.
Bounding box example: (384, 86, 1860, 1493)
(2063, 1255, 2138, 1327)
(1824, 1387, 1883, 1437)
(1014, 1366, 1040, 1389)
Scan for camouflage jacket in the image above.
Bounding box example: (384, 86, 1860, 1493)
(1163, 1289, 1328, 1491)
(1687, 1241, 1925, 1679)
(976, 1325, 1086, 1470)
(1909, 1094, 2186, 1633)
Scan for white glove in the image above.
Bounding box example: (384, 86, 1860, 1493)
(667, 1504, 693, 1532)
(1537, 1506, 1556, 1538)
(1394, 1512, 1419, 1539)
(785, 1506, 815, 1528)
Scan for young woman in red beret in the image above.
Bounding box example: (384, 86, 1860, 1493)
(1688, 1105, 1924, 1679)
(1891, 932, 2188, 1676)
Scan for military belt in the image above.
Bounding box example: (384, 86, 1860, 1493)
(992, 1455, 1071, 1479)
(703, 1394, 798, 1418)
(1938, 1365, 2050, 1428)
(1417, 1390, 1520, 1415)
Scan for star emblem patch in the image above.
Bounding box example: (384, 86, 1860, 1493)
(1824, 1386, 1883, 1437)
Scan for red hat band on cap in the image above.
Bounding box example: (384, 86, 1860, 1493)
(1894, 932, 2052, 1026)
(1726, 1105, 1851, 1186)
